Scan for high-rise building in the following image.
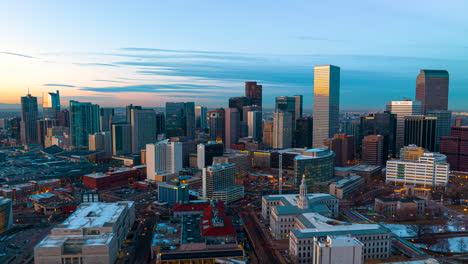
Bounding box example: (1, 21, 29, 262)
(294, 148, 335, 191)
(404, 116, 438, 152)
(57, 109, 70, 127)
(146, 140, 183, 181)
(99, 108, 114, 132)
(386, 152, 450, 187)
(158, 180, 189, 205)
(427, 110, 452, 151)
(275, 96, 297, 124)
(202, 163, 244, 203)
(342, 119, 360, 146)
(111, 123, 132, 155)
(294, 117, 313, 148)
(42, 90, 60, 119)
(155, 112, 166, 136)
(165, 102, 195, 138)
(273, 111, 293, 149)
(0, 197, 13, 234)
(195, 106, 208, 129)
(416, 69, 449, 114)
(361, 135, 384, 166)
(440, 126, 468, 172)
(242, 105, 262, 123)
(20, 93, 39, 145)
(313, 65, 340, 147)
(293, 95, 303, 120)
(208, 108, 225, 142)
(263, 120, 274, 147)
(89, 132, 112, 158)
(324, 134, 355, 167)
(225, 108, 241, 149)
(69, 100, 100, 147)
(248, 111, 263, 141)
(130, 108, 156, 153)
(197, 141, 224, 169)
(245, 81, 262, 107)
(229, 97, 251, 121)
(44, 126, 70, 149)
(37, 119, 57, 145)
(386, 100, 422, 151)
(312, 236, 364, 264)
(360, 112, 397, 158)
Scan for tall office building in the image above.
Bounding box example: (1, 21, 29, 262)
(324, 134, 356, 167)
(386, 100, 422, 152)
(293, 95, 303, 120)
(197, 141, 225, 169)
(42, 90, 60, 119)
(202, 163, 244, 203)
(195, 106, 208, 129)
(20, 93, 39, 145)
(294, 117, 313, 148)
(69, 100, 100, 147)
(360, 112, 397, 158)
(313, 65, 340, 147)
(130, 108, 157, 153)
(57, 109, 70, 127)
(273, 111, 293, 149)
(245, 81, 262, 107)
(99, 108, 114, 132)
(342, 119, 361, 146)
(208, 108, 225, 142)
(158, 180, 189, 205)
(165, 102, 195, 138)
(225, 108, 241, 149)
(416, 69, 449, 114)
(263, 120, 274, 147)
(229, 97, 252, 121)
(155, 112, 166, 136)
(275, 96, 297, 127)
(37, 119, 57, 145)
(361, 135, 384, 166)
(404, 116, 438, 152)
(111, 123, 132, 155)
(242, 105, 262, 123)
(427, 110, 452, 151)
(440, 126, 468, 172)
(248, 111, 263, 141)
(146, 140, 183, 181)
(89, 132, 112, 158)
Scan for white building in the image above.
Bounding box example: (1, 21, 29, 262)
(386, 100, 422, 151)
(146, 140, 183, 181)
(386, 152, 449, 187)
(34, 202, 135, 264)
(273, 111, 293, 149)
(248, 111, 263, 141)
(202, 163, 244, 204)
(312, 235, 363, 264)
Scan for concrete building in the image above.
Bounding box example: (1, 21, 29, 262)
(89, 132, 112, 158)
(34, 202, 135, 264)
(202, 163, 244, 204)
(324, 134, 355, 167)
(225, 108, 241, 149)
(312, 235, 363, 264)
(0, 197, 13, 234)
(146, 140, 183, 182)
(273, 111, 293, 149)
(213, 153, 250, 177)
(386, 152, 450, 187)
(293, 95, 303, 120)
(360, 112, 397, 158)
(37, 119, 58, 145)
(158, 180, 189, 205)
(386, 100, 422, 151)
(361, 135, 385, 166)
(313, 65, 340, 147)
(399, 145, 424, 161)
(196, 141, 224, 169)
(82, 166, 146, 190)
(111, 123, 132, 156)
(374, 197, 426, 220)
(350, 164, 383, 184)
(329, 175, 365, 200)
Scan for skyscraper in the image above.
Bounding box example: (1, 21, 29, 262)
(195, 106, 208, 129)
(20, 93, 39, 145)
(208, 108, 225, 142)
(293, 95, 303, 120)
(42, 90, 60, 119)
(361, 135, 384, 166)
(245, 81, 262, 107)
(404, 116, 438, 152)
(263, 120, 274, 147)
(360, 112, 397, 158)
(324, 134, 356, 167)
(165, 102, 195, 138)
(228, 97, 252, 121)
(440, 126, 468, 172)
(197, 142, 224, 169)
(386, 100, 422, 152)
(69, 100, 100, 148)
(99, 108, 115, 132)
(130, 108, 157, 153)
(57, 109, 70, 127)
(111, 123, 132, 155)
(275, 96, 297, 127)
(225, 108, 240, 149)
(202, 163, 244, 204)
(247, 111, 263, 141)
(313, 65, 340, 147)
(273, 111, 293, 149)
(146, 140, 183, 181)
(37, 119, 57, 145)
(155, 112, 166, 136)
(89, 132, 112, 158)
(416, 69, 449, 114)
(427, 110, 452, 151)
(294, 117, 313, 148)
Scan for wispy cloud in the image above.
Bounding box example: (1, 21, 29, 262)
(0, 51, 35, 58)
(43, 83, 76, 88)
(120, 47, 240, 55)
(93, 79, 129, 83)
(292, 36, 342, 42)
(74, 62, 120, 67)
(79, 83, 239, 95)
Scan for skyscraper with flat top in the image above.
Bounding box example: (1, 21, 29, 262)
(293, 95, 303, 120)
(416, 69, 449, 114)
(313, 65, 340, 147)
(245, 81, 262, 107)
(69, 100, 100, 147)
(20, 93, 39, 145)
(386, 100, 422, 152)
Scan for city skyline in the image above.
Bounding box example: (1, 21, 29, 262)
(1, 1, 468, 110)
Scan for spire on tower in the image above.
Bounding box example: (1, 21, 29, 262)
(297, 174, 309, 210)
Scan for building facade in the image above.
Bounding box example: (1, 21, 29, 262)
(245, 81, 262, 107)
(404, 116, 438, 152)
(273, 111, 293, 149)
(20, 93, 39, 145)
(202, 163, 244, 204)
(362, 135, 384, 166)
(146, 140, 183, 181)
(294, 148, 335, 192)
(440, 126, 468, 172)
(69, 100, 100, 148)
(416, 69, 449, 114)
(386, 100, 422, 151)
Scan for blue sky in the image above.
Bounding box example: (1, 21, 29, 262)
(0, 0, 467, 109)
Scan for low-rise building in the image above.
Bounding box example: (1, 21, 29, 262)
(329, 175, 365, 200)
(34, 201, 135, 264)
(312, 235, 363, 264)
(374, 197, 426, 220)
(158, 180, 189, 205)
(0, 197, 13, 233)
(82, 165, 146, 190)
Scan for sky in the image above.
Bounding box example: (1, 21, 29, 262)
(1, 0, 467, 110)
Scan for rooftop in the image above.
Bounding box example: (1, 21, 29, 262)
(36, 234, 115, 248)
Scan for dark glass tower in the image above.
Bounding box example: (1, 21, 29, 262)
(360, 112, 397, 158)
(69, 100, 100, 147)
(416, 69, 449, 114)
(228, 97, 251, 121)
(294, 117, 313, 148)
(20, 93, 39, 145)
(245, 81, 262, 107)
(165, 102, 195, 138)
(404, 116, 438, 152)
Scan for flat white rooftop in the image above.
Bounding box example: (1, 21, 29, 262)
(36, 234, 114, 248)
(265, 193, 334, 207)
